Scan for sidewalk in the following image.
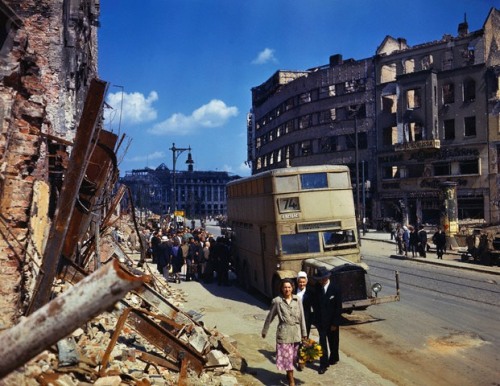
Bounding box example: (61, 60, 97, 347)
(361, 229, 500, 276)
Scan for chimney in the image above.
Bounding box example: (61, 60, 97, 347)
(329, 54, 343, 67)
(458, 13, 468, 37)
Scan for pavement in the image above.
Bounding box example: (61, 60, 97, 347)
(360, 229, 500, 276)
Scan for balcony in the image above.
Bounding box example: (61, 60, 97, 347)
(394, 139, 440, 152)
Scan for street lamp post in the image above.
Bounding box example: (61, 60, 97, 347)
(169, 143, 192, 217)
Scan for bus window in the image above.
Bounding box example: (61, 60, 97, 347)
(300, 173, 328, 190)
(281, 232, 320, 254)
(328, 172, 350, 189)
(323, 230, 356, 248)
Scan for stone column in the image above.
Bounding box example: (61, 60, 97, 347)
(440, 181, 459, 237)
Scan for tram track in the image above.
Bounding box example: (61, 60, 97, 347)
(364, 257, 500, 307)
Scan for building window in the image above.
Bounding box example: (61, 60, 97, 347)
(464, 116, 476, 137)
(382, 94, 397, 114)
(383, 166, 401, 179)
(299, 115, 311, 129)
(300, 141, 312, 156)
(459, 159, 479, 175)
(380, 63, 397, 83)
(434, 162, 451, 176)
(319, 84, 336, 98)
(383, 126, 397, 146)
(319, 108, 336, 124)
(407, 164, 424, 178)
(346, 132, 367, 149)
(404, 58, 415, 74)
(443, 119, 455, 140)
(406, 88, 421, 109)
(320, 136, 337, 152)
(299, 92, 311, 104)
(285, 97, 294, 111)
(463, 79, 475, 102)
(442, 83, 455, 104)
(421, 54, 433, 70)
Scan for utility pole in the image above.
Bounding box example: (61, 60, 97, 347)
(169, 143, 193, 218)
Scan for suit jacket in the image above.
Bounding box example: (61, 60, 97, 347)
(314, 281, 342, 329)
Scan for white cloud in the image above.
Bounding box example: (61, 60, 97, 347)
(127, 151, 165, 163)
(252, 48, 277, 65)
(105, 90, 158, 126)
(148, 99, 238, 135)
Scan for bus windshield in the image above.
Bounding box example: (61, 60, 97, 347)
(323, 230, 357, 250)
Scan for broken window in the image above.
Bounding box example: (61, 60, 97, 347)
(443, 119, 455, 140)
(407, 164, 425, 178)
(276, 149, 282, 163)
(299, 92, 311, 104)
(319, 108, 336, 124)
(383, 126, 398, 146)
(434, 162, 451, 176)
(382, 94, 397, 114)
(300, 140, 312, 156)
(299, 114, 311, 129)
(285, 97, 294, 111)
(464, 116, 476, 137)
(459, 159, 479, 175)
(404, 58, 415, 74)
(346, 132, 367, 149)
(320, 136, 337, 152)
(442, 83, 455, 104)
(380, 63, 397, 83)
(463, 79, 475, 102)
(421, 55, 433, 70)
(406, 88, 421, 109)
(442, 50, 454, 70)
(319, 84, 336, 98)
(383, 166, 401, 179)
(410, 122, 424, 141)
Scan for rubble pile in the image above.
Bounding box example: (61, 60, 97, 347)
(1, 270, 246, 386)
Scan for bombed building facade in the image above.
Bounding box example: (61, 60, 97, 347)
(247, 8, 500, 226)
(0, 0, 100, 329)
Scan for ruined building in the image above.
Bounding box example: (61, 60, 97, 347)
(0, 0, 100, 329)
(248, 8, 500, 226)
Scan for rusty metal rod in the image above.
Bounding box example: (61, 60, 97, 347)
(0, 259, 149, 378)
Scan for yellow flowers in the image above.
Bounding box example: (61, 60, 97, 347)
(299, 338, 323, 363)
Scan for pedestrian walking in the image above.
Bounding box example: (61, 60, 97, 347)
(312, 267, 342, 375)
(262, 278, 307, 386)
(417, 225, 428, 257)
(432, 227, 446, 259)
(409, 225, 419, 258)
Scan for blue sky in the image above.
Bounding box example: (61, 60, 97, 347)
(98, 0, 497, 177)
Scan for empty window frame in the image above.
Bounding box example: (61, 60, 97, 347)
(459, 159, 479, 175)
(300, 141, 312, 156)
(380, 63, 397, 83)
(319, 136, 337, 152)
(442, 83, 455, 104)
(434, 162, 451, 176)
(464, 116, 476, 137)
(406, 88, 421, 109)
(346, 132, 367, 149)
(382, 94, 397, 114)
(463, 79, 475, 102)
(421, 54, 433, 70)
(299, 92, 311, 104)
(383, 126, 398, 146)
(443, 119, 455, 140)
(299, 115, 312, 129)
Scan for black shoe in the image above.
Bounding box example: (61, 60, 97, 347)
(318, 367, 327, 374)
(329, 358, 338, 365)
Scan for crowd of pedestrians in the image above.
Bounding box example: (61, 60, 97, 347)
(391, 222, 449, 259)
(135, 218, 233, 285)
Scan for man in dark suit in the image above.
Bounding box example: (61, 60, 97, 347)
(313, 267, 342, 375)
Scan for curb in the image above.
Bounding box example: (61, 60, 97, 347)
(362, 235, 500, 276)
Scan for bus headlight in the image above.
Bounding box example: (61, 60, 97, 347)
(371, 283, 382, 297)
(276, 262, 281, 269)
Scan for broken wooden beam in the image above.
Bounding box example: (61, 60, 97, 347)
(0, 259, 149, 378)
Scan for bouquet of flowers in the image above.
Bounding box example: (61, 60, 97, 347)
(298, 338, 323, 363)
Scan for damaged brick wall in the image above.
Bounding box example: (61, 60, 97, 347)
(0, 0, 100, 329)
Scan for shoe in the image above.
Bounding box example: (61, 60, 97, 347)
(329, 358, 338, 365)
(318, 367, 327, 374)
